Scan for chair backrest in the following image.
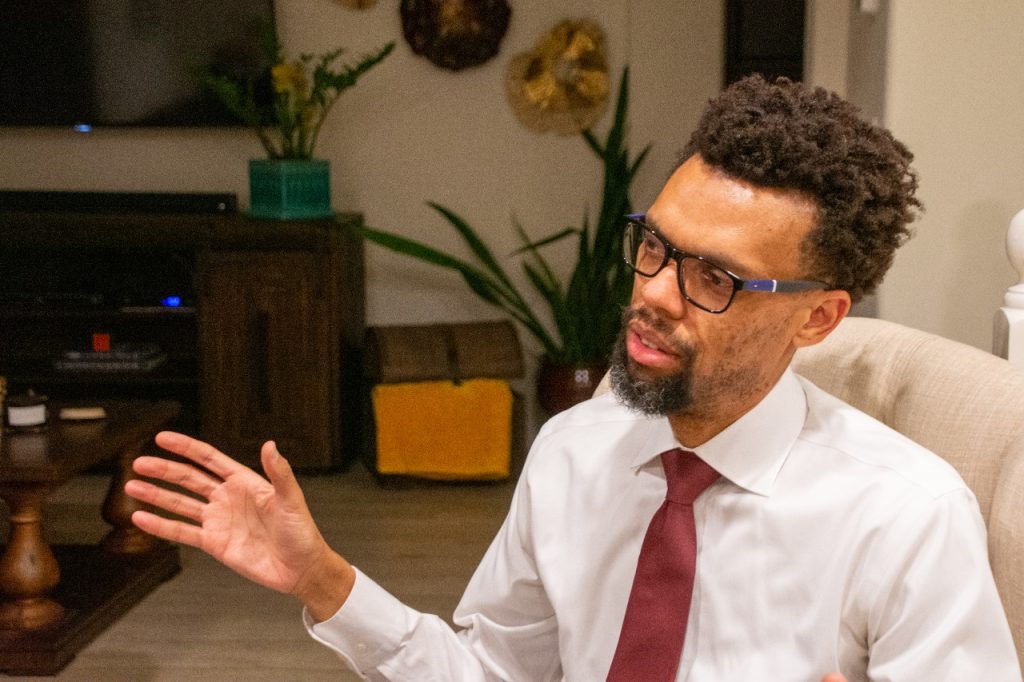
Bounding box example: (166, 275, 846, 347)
(593, 316, 1024, 668)
(791, 316, 1024, 671)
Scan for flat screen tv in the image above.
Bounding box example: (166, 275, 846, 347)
(0, 0, 276, 129)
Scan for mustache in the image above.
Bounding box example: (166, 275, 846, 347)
(622, 305, 692, 357)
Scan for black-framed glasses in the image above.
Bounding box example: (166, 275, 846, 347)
(622, 214, 829, 314)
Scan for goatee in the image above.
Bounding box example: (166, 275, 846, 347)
(609, 306, 696, 416)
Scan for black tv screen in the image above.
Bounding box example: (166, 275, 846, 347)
(0, 0, 276, 129)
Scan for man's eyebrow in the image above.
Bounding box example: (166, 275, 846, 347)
(641, 213, 752, 278)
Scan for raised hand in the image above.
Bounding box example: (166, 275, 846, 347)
(125, 431, 354, 620)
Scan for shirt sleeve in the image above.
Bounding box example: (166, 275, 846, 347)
(862, 487, 1022, 681)
(302, 458, 562, 681)
(304, 567, 498, 681)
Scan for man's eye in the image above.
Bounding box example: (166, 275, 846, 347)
(700, 265, 731, 289)
(642, 233, 663, 252)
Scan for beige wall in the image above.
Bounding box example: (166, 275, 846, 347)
(878, 1, 1024, 350)
(805, 0, 850, 96)
(802, 0, 1024, 351)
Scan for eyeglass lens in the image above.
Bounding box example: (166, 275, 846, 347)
(623, 222, 736, 312)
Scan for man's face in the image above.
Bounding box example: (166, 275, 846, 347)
(611, 155, 820, 427)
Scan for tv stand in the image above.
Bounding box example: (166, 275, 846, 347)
(0, 210, 365, 470)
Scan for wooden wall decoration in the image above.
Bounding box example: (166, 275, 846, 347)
(400, 0, 512, 71)
(336, 0, 378, 8)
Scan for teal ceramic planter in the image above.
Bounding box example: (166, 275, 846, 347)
(249, 158, 333, 220)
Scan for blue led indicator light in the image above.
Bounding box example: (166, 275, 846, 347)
(161, 296, 182, 308)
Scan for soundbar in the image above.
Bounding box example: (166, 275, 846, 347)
(0, 190, 237, 214)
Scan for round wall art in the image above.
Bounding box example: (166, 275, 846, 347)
(400, 0, 512, 71)
(505, 19, 609, 135)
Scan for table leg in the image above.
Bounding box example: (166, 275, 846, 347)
(101, 441, 159, 556)
(0, 485, 65, 630)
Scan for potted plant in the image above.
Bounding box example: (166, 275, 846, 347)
(359, 67, 650, 413)
(200, 28, 394, 219)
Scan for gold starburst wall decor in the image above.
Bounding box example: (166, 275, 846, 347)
(506, 19, 610, 135)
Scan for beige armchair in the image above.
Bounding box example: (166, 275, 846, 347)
(594, 316, 1024, 668)
(791, 316, 1024, 671)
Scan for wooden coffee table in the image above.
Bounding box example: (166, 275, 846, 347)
(0, 400, 182, 675)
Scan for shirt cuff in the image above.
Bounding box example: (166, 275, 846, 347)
(303, 566, 413, 673)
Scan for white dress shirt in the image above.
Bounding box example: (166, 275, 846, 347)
(306, 369, 1021, 681)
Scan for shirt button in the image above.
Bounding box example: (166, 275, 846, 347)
(356, 642, 368, 653)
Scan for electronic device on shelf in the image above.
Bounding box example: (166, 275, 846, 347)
(0, 190, 238, 214)
(0, 292, 195, 311)
(54, 343, 169, 373)
(0, 292, 105, 307)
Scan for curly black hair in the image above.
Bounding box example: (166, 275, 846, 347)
(682, 75, 922, 302)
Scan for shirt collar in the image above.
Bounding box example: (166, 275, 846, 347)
(629, 369, 808, 497)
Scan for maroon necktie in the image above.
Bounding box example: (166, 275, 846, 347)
(606, 448, 721, 681)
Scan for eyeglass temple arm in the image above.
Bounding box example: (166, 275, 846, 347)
(741, 279, 828, 293)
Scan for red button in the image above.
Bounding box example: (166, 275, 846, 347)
(92, 332, 111, 352)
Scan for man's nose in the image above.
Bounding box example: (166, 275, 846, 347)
(635, 263, 686, 319)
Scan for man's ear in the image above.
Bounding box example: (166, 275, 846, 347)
(793, 290, 852, 349)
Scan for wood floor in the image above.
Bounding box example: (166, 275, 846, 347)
(5, 465, 516, 681)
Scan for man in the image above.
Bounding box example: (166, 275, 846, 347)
(126, 76, 1021, 680)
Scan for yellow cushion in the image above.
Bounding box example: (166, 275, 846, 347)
(372, 379, 513, 480)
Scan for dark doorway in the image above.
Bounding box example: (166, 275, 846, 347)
(725, 0, 806, 85)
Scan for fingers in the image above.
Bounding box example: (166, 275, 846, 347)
(132, 455, 223, 500)
(131, 510, 204, 548)
(125, 478, 206, 522)
(261, 441, 307, 510)
(154, 431, 249, 480)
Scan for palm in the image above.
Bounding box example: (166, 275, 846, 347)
(200, 471, 319, 593)
(126, 433, 330, 597)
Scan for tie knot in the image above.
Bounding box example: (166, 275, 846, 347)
(660, 448, 720, 504)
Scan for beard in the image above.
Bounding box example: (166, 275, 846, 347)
(609, 306, 697, 416)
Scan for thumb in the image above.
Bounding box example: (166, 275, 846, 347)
(261, 441, 306, 509)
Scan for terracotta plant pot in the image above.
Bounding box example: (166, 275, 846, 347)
(536, 358, 608, 415)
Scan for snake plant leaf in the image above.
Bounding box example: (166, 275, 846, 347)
(510, 217, 565, 292)
(427, 202, 523, 303)
(510, 226, 578, 255)
(521, 261, 560, 309)
(357, 225, 502, 305)
(630, 144, 652, 177)
(521, 260, 580, 361)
